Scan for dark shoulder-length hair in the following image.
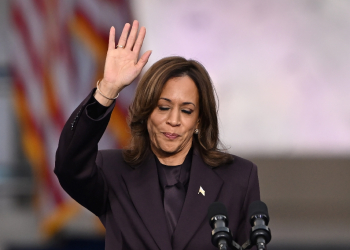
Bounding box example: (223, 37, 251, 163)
(122, 56, 233, 167)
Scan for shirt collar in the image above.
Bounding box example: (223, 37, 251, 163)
(155, 147, 193, 188)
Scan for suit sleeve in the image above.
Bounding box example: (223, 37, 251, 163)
(54, 89, 116, 216)
(236, 163, 260, 249)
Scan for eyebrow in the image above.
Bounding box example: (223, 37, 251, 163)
(159, 97, 196, 107)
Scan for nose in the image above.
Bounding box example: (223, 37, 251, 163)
(166, 109, 180, 127)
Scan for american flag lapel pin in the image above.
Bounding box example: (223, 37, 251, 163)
(198, 186, 205, 196)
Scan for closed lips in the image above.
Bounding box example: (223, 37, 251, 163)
(163, 133, 179, 139)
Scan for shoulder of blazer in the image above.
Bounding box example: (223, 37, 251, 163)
(212, 154, 257, 183)
(99, 149, 124, 161)
(97, 149, 135, 175)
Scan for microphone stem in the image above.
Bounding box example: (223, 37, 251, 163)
(218, 239, 229, 250)
(219, 244, 228, 250)
(257, 237, 266, 250)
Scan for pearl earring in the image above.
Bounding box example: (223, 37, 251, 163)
(194, 129, 199, 134)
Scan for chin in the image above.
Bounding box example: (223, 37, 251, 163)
(159, 145, 179, 154)
(156, 142, 182, 154)
(152, 138, 190, 156)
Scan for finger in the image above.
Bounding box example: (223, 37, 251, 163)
(136, 50, 152, 71)
(125, 20, 139, 50)
(108, 26, 115, 50)
(117, 23, 131, 48)
(133, 26, 146, 55)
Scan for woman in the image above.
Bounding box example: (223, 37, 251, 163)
(55, 20, 260, 250)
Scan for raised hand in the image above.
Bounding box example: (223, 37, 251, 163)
(95, 20, 152, 106)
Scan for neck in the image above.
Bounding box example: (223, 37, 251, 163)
(152, 143, 192, 166)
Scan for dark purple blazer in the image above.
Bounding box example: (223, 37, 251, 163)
(55, 90, 260, 250)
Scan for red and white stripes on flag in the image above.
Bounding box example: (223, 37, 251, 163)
(10, 0, 133, 237)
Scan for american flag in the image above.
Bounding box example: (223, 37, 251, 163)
(10, 0, 133, 237)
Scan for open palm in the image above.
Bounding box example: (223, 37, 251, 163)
(102, 20, 152, 93)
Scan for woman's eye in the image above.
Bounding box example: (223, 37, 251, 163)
(182, 109, 193, 114)
(158, 106, 169, 111)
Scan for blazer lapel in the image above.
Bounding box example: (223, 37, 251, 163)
(122, 153, 172, 250)
(172, 148, 224, 250)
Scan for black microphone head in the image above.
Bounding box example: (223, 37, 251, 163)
(248, 200, 270, 225)
(207, 202, 228, 226)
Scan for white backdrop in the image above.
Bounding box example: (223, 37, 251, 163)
(130, 0, 350, 156)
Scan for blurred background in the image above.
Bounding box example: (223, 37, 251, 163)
(0, 0, 349, 249)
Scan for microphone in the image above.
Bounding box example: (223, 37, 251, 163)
(208, 202, 242, 250)
(208, 202, 232, 250)
(242, 201, 271, 250)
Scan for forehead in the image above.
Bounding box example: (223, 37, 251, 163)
(160, 76, 199, 104)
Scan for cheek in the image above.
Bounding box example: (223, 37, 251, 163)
(186, 117, 199, 131)
(147, 112, 163, 131)
(147, 114, 160, 136)
(146, 120, 154, 136)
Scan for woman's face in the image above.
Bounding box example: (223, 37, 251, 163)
(147, 75, 199, 159)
